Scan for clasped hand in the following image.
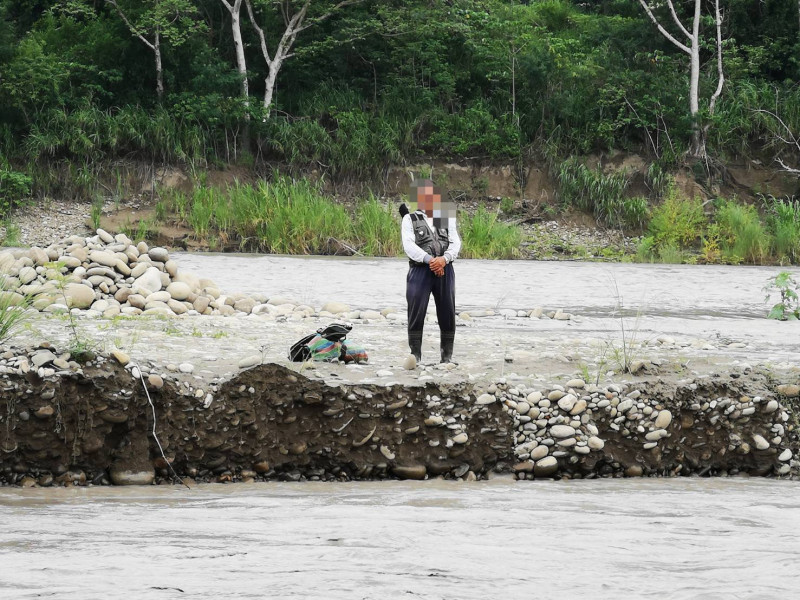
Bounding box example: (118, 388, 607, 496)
(429, 256, 446, 277)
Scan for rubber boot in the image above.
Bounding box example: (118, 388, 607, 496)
(408, 330, 423, 362)
(440, 332, 455, 363)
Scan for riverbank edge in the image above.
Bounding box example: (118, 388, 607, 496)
(1, 346, 797, 487)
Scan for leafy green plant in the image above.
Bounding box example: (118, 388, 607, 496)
(766, 197, 800, 265)
(644, 188, 706, 253)
(90, 198, 103, 230)
(0, 166, 32, 216)
(764, 271, 800, 321)
(46, 263, 96, 361)
(714, 199, 769, 264)
(1, 220, 21, 246)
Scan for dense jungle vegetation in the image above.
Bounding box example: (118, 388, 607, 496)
(1, 0, 799, 262)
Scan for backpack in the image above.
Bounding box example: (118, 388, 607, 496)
(288, 323, 359, 362)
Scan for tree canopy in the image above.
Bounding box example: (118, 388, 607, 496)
(1, 0, 798, 174)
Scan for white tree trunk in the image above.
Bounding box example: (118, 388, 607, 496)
(689, 0, 701, 156)
(263, 60, 281, 110)
(638, 0, 725, 159)
(230, 5, 249, 100)
(222, 0, 249, 101)
(154, 29, 164, 101)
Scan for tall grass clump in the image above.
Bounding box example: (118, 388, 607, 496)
(557, 158, 642, 228)
(459, 205, 522, 259)
(355, 195, 402, 256)
(766, 197, 800, 264)
(714, 199, 769, 264)
(183, 177, 353, 254)
(0, 275, 31, 346)
(188, 187, 216, 239)
(636, 187, 706, 262)
(255, 177, 351, 254)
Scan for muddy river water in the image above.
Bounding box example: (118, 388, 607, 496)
(2, 478, 799, 599)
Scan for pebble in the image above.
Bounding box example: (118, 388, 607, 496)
(654, 410, 672, 429)
(588, 436, 605, 450)
(533, 456, 559, 477)
(557, 394, 577, 412)
(530, 445, 549, 460)
(402, 355, 417, 370)
(752, 434, 770, 451)
(392, 465, 426, 480)
(179, 363, 195, 374)
(476, 393, 495, 405)
(550, 425, 576, 439)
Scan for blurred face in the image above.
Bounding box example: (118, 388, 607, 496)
(416, 184, 441, 217)
(410, 180, 455, 227)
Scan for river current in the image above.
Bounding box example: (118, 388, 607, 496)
(2, 479, 799, 599)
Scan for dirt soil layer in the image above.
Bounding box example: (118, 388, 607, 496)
(0, 349, 797, 486)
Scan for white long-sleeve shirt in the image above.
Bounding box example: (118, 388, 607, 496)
(402, 211, 461, 265)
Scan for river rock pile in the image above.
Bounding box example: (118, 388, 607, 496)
(0, 229, 268, 318)
(479, 376, 799, 479)
(0, 228, 574, 322)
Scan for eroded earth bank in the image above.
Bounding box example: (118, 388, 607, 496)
(1, 348, 798, 487)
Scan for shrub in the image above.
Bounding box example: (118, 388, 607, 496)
(646, 188, 706, 251)
(459, 205, 522, 259)
(0, 166, 32, 216)
(714, 199, 769, 264)
(767, 197, 800, 264)
(764, 271, 800, 320)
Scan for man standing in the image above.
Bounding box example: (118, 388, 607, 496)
(401, 179, 461, 364)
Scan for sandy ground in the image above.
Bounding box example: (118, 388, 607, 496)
(10, 277, 799, 391)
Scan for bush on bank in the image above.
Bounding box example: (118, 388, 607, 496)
(636, 191, 800, 265)
(158, 178, 521, 260)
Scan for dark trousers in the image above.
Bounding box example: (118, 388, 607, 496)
(406, 263, 456, 334)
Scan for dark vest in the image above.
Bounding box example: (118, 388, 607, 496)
(408, 211, 450, 266)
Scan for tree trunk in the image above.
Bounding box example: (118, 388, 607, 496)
(223, 0, 249, 153)
(689, 0, 702, 157)
(263, 61, 281, 112)
(230, 6, 249, 100)
(154, 29, 164, 101)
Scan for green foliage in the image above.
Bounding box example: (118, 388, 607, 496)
(714, 199, 769, 264)
(354, 195, 401, 257)
(765, 197, 800, 265)
(458, 205, 522, 259)
(557, 158, 645, 228)
(645, 189, 706, 251)
(0, 165, 32, 216)
(0, 0, 799, 187)
(0, 219, 21, 246)
(764, 271, 800, 321)
(0, 275, 31, 346)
